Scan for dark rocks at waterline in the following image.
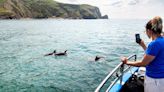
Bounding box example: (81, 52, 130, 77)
(101, 15, 109, 19)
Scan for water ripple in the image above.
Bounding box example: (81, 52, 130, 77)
(0, 19, 147, 92)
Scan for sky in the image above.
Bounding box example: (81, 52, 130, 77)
(55, 0, 164, 19)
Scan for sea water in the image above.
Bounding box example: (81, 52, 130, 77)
(0, 19, 149, 92)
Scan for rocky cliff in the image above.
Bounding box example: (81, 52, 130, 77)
(0, 0, 108, 19)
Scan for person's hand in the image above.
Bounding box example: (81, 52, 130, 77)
(121, 57, 128, 64)
(139, 39, 145, 46)
(138, 39, 147, 50)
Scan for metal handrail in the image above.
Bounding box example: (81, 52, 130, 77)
(94, 54, 137, 92)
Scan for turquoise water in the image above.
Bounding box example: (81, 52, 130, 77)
(0, 19, 149, 92)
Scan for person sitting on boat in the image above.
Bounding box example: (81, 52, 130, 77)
(44, 50, 56, 56)
(54, 50, 67, 56)
(121, 16, 164, 92)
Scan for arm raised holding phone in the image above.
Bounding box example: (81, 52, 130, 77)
(135, 34, 147, 51)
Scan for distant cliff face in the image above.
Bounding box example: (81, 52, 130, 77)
(0, 0, 108, 19)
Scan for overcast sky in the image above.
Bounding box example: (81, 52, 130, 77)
(55, 0, 164, 19)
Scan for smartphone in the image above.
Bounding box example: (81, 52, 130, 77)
(135, 34, 141, 43)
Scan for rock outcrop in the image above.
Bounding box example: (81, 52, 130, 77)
(0, 0, 108, 19)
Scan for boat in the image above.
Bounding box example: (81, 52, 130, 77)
(95, 54, 145, 92)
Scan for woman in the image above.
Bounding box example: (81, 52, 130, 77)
(121, 16, 164, 92)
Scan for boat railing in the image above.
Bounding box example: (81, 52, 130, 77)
(95, 54, 137, 92)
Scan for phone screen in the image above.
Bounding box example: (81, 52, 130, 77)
(135, 34, 141, 43)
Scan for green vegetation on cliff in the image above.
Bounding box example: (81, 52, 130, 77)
(0, 0, 108, 19)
